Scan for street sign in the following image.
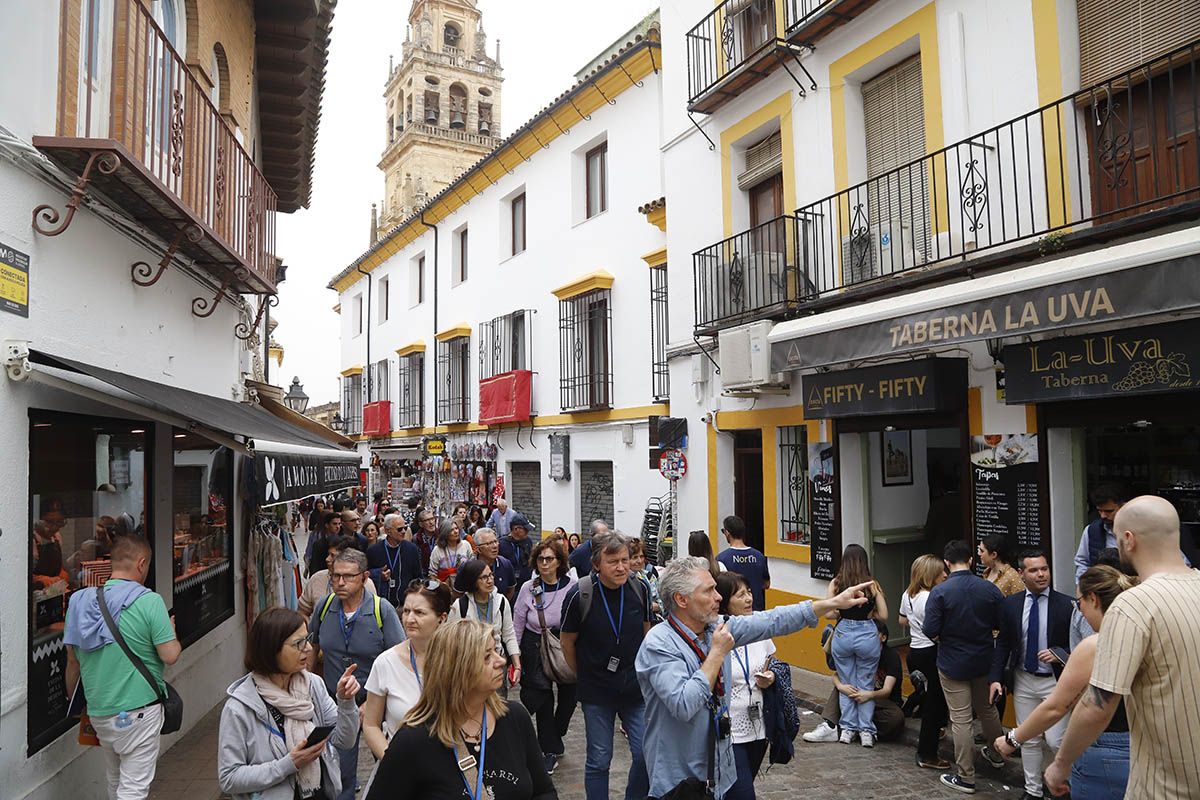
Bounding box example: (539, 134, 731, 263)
(658, 448, 687, 480)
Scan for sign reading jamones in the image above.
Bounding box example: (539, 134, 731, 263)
(771, 255, 1200, 371)
(254, 451, 361, 506)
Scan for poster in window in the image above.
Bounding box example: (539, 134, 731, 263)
(881, 429, 913, 486)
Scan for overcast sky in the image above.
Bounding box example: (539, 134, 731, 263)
(273, 0, 659, 406)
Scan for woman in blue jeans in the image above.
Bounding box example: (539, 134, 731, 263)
(826, 544, 888, 747)
(992, 564, 1134, 799)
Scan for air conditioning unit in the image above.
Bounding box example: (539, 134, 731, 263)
(840, 221, 916, 284)
(717, 321, 788, 393)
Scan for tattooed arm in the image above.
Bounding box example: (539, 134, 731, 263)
(1043, 683, 1122, 796)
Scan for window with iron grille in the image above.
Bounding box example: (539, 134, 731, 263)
(342, 373, 363, 435)
(559, 289, 612, 411)
(374, 358, 390, 402)
(649, 266, 670, 402)
(479, 310, 533, 380)
(397, 352, 424, 428)
(778, 425, 811, 546)
(436, 336, 471, 423)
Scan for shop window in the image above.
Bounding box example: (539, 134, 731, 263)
(777, 425, 811, 547)
(171, 432, 234, 647)
(28, 411, 151, 755)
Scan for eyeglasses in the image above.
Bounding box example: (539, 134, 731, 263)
(536, 555, 558, 563)
(408, 578, 442, 591)
(480, 573, 495, 581)
(288, 632, 318, 651)
(330, 572, 362, 583)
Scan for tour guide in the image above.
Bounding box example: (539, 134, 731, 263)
(636, 557, 873, 798)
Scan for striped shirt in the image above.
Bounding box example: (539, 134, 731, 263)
(1090, 571, 1200, 800)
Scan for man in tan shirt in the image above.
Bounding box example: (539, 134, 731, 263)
(1045, 495, 1200, 799)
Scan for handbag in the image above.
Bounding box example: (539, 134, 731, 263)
(97, 584, 184, 734)
(532, 583, 576, 684)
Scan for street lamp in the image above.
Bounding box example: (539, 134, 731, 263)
(330, 412, 347, 432)
(283, 377, 310, 413)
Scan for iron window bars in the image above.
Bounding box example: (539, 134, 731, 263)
(397, 352, 424, 429)
(436, 335, 471, 424)
(650, 266, 670, 402)
(559, 289, 613, 411)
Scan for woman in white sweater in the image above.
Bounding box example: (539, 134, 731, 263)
(450, 558, 521, 685)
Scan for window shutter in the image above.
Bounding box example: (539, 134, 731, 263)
(1078, 0, 1200, 86)
(737, 131, 783, 190)
(862, 55, 925, 180)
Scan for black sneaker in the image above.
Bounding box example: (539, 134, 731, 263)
(543, 753, 557, 775)
(939, 774, 976, 794)
(980, 744, 1006, 769)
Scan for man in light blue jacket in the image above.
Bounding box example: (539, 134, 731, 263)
(636, 556, 872, 798)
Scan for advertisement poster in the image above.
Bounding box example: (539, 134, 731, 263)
(970, 433, 1046, 558)
(808, 441, 839, 580)
(0, 240, 30, 317)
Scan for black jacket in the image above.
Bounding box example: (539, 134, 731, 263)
(990, 588, 1073, 686)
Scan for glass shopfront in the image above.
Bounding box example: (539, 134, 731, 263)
(28, 410, 151, 754)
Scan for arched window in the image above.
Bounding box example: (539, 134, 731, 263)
(210, 44, 230, 113)
(448, 83, 468, 129)
(443, 23, 461, 50)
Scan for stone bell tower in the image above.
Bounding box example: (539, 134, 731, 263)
(377, 0, 503, 234)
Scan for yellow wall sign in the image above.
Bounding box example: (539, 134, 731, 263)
(0, 241, 30, 318)
(423, 437, 446, 456)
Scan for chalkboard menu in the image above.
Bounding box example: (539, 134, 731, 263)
(971, 433, 1046, 557)
(28, 631, 72, 753)
(808, 441, 840, 580)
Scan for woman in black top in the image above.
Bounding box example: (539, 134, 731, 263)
(366, 618, 556, 800)
(825, 544, 889, 746)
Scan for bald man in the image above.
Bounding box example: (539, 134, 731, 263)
(1044, 495, 1200, 799)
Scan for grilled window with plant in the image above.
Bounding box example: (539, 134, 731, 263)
(437, 336, 471, 424)
(397, 352, 424, 429)
(559, 289, 612, 411)
(479, 311, 533, 380)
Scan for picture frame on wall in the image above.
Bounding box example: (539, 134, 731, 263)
(881, 429, 913, 486)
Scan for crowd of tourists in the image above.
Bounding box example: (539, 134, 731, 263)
(61, 482, 1200, 800)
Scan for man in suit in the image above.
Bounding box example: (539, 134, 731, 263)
(989, 548, 1073, 800)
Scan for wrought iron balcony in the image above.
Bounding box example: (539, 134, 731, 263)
(783, 0, 884, 46)
(32, 0, 278, 302)
(795, 39, 1200, 304)
(686, 0, 811, 114)
(693, 215, 802, 335)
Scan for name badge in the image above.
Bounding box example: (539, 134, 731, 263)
(607, 656, 620, 672)
(342, 657, 353, 669)
(389, 578, 397, 589)
(747, 703, 762, 723)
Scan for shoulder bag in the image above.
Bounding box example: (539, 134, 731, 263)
(96, 584, 184, 734)
(532, 582, 576, 684)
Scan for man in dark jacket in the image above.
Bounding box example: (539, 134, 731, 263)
(499, 512, 535, 588)
(989, 549, 1073, 800)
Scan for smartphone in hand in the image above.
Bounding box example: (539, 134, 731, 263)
(303, 725, 335, 749)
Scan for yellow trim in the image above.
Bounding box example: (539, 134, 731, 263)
(384, 404, 671, 438)
(714, 406, 807, 429)
(435, 324, 472, 342)
(720, 93, 797, 239)
(644, 206, 667, 232)
(968, 386, 983, 436)
(268, 345, 284, 368)
(396, 341, 426, 356)
(1025, 404, 1039, 435)
(551, 269, 615, 300)
(707, 423, 719, 537)
(340, 366, 363, 377)
(330, 45, 661, 294)
(1031, 0, 1071, 227)
(765, 588, 832, 673)
(641, 247, 668, 268)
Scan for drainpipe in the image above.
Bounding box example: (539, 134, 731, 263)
(356, 263, 372, 404)
(419, 212, 439, 425)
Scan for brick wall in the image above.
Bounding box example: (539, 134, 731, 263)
(509, 461, 542, 533)
(185, 0, 256, 140)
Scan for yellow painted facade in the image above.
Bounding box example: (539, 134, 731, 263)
(396, 341, 427, 356)
(551, 269, 616, 300)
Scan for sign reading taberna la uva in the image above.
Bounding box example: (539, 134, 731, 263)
(254, 451, 360, 506)
(1003, 318, 1200, 404)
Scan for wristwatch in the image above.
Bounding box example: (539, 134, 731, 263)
(1005, 729, 1021, 749)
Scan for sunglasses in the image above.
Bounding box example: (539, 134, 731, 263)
(408, 578, 443, 591)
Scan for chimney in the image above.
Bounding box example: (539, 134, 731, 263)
(388, 54, 394, 77)
(495, 38, 501, 67)
(370, 203, 378, 246)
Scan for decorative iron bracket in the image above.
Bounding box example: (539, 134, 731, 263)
(687, 112, 716, 151)
(234, 293, 277, 340)
(32, 151, 119, 236)
(512, 142, 532, 163)
(616, 60, 644, 88)
(131, 224, 202, 287)
(529, 127, 550, 149)
(191, 274, 234, 319)
(568, 95, 592, 122)
(515, 421, 525, 449)
(648, 44, 659, 75)
(449, 183, 471, 206)
(778, 48, 818, 96)
(693, 335, 721, 374)
(589, 78, 617, 106)
(548, 114, 570, 136)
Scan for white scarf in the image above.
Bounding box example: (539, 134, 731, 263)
(253, 672, 321, 793)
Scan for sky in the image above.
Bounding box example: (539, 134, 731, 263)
(273, 0, 660, 406)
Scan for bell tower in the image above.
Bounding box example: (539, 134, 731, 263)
(378, 0, 503, 234)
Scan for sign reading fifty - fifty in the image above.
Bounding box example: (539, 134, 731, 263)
(0, 240, 30, 318)
(771, 255, 1200, 371)
(1003, 318, 1200, 404)
(802, 358, 967, 418)
(255, 452, 360, 505)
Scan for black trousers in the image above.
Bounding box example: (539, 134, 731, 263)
(906, 644, 948, 759)
(521, 680, 578, 755)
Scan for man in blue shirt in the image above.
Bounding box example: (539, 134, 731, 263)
(569, 518, 609, 578)
(365, 514, 422, 607)
(923, 539, 1006, 794)
(486, 497, 517, 538)
(636, 556, 873, 798)
(716, 515, 771, 610)
(498, 513, 535, 590)
(309, 549, 404, 800)
(561, 532, 651, 800)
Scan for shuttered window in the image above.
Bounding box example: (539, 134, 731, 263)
(737, 131, 783, 190)
(862, 56, 926, 180)
(1078, 0, 1200, 87)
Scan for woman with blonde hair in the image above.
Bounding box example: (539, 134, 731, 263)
(902, 554, 950, 767)
(992, 565, 1135, 799)
(366, 619, 556, 799)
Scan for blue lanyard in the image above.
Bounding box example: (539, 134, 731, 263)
(384, 542, 402, 575)
(533, 578, 564, 611)
(408, 643, 422, 689)
(260, 719, 285, 740)
(733, 646, 753, 688)
(598, 583, 624, 643)
(339, 607, 355, 651)
(475, 595, 494, 624)
(452, 709, 487, 800)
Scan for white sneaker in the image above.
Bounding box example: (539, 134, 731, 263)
(839, 729, 856, 744)
(860, 732, 875, 748)
(802, 722, 839, 743)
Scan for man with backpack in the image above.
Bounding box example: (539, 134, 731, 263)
(560, 533, 652, 800)
(499, 512, 536, 589)
(308, 549, 403, 800)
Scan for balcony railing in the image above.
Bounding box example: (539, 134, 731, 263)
(795, 39, 1200, 304)
(687, 0, 786, 113)
(37, 0, 277, 291)
(693, 215, 801, 334)
(784, 0, 883, 44)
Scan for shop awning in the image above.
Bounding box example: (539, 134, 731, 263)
(769, 227, 1200, 372)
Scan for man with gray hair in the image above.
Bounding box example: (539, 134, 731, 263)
(365, 513, 421, 607)
(308, 548, 404, 800)
(636, 556, 873, 798)
(570, 518, 610, 578)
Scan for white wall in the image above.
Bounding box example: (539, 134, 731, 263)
(867, 428, 930, 530)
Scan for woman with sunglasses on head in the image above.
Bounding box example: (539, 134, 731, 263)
(363, 580, 454, 760)
(992, 565, 1135, 800)
(218, 607, 361, 800)
(512, 538, 578, 775)
(451, 558, 522, 687)
(429, 518, 474, 583)
(365, 619, 557, 800)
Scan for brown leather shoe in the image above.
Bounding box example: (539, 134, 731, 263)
(916, 754, 952, 769)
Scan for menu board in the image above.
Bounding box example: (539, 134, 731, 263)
(971, 433, 1046, 558)
(28, 631, 72, 753)
(808, 441, 839, 580)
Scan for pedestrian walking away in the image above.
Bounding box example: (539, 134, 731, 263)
(716, 516, 771, 611)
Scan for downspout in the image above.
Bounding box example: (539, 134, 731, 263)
(419, 213, 439, 425)
(356, 264, 372, 404)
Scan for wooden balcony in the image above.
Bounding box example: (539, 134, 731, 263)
(32, 0, 278, 296)
(784, 0, 885, 47)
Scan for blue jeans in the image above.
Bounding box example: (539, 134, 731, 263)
(831, 618, 881, 734)
(727, 739, 768, 800)
(1070, 731, 1129, 800)
(336, 726, 361, 800)
(581, 701, 649, 800)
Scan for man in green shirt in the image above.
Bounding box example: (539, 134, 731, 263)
(65, 535, 180, 800)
